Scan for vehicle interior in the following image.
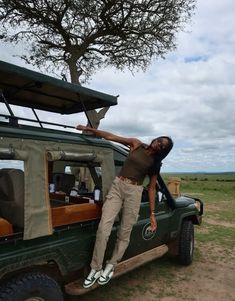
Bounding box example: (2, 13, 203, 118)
(0, 159, 104, 238)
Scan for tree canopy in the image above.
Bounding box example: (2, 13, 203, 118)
(0, 0, 196, 84)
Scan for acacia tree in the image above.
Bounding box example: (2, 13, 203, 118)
(0, 0, 196, 84)
(0, 0, 195, 126)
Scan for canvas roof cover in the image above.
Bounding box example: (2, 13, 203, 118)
(0, 60, 117, 114)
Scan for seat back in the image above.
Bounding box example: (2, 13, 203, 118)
(0, 168, 24, 228)
(52, 173, 75, 194)
(167, 177, 181, 198)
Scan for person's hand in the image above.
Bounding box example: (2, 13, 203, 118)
(150, 214, 157, 232)
(76, 124, 87, 131)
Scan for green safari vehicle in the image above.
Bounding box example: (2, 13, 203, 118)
(0, 61, 203, 301)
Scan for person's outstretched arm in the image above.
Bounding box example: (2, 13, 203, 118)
(76, 124, 141, 151)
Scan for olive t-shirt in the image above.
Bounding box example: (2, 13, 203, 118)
(119, 144, 161, 183)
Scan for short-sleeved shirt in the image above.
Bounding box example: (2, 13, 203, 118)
(119, 144, 161, 183)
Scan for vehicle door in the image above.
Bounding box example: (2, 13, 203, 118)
(125, 175, 172, 258)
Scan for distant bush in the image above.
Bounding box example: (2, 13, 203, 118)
(216, 179, 235, 182)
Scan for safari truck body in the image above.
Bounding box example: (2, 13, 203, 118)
(0, 61, 203, 300)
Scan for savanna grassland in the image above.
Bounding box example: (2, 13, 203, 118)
(66, 173, 235, 301)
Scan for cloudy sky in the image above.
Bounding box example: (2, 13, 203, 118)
(0, 0, 235, 173)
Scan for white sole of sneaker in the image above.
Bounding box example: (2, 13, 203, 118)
(83, 281, 96, 289)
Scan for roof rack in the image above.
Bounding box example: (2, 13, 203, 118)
(0, 114, 75, 130)
(0, 90, 75, 130)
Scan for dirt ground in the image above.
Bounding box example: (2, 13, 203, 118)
(143, 242, 235, 301)
(158, 217, 235, 301)
(67, 218, 235, 301)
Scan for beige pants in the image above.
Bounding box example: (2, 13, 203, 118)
(91, 177, 143, 270)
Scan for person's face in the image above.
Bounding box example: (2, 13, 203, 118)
(151, 138, 169, 153)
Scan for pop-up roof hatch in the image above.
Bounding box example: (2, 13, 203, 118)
(0, 60, 117, 114)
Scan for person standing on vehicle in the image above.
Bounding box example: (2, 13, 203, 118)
(76, 125, 173, 288)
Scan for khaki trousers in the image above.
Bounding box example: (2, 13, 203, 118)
(91, 177, 143, 270)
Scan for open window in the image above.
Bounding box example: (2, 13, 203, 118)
(47, 151, 105, 228)
(0, 160, 24, 237)
(49, 160, 102, 202)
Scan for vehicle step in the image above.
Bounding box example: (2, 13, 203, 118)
(65, 244, 168, 296)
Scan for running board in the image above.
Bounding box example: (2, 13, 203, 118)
(65, 244, 168, 296)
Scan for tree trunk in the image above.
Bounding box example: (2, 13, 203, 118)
(67, 60, 81, 85)
(67, 60, 109, 130)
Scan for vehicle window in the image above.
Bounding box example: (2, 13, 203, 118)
(49, 160, 102, 197)
(0, 160, 25, 235)
(158, 191, 163, 202)
(65, 166, 72, 174)
(0, 159, 24, 170)
(157, 180, 168, 203)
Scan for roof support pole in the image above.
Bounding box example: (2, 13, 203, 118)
(32, 108, 43, 128)
(80, 98, 94, 128)
(0, 90, 19, 126)
(0, 90, 15, 117)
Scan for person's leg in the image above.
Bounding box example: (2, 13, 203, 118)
(108, 183, 143, 266)
(90, 178, 123, 271)
(98, 183, 143, 285)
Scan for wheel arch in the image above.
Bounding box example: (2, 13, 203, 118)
(183, 214, 200, 225)
(0, 259, 64, 284)
(179, 213, 200, 230)
(167, 214, 196, 257)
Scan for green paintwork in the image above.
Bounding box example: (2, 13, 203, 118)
(0, 223, 98, 278)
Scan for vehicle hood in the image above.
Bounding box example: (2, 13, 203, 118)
(175, 196, 195, 208)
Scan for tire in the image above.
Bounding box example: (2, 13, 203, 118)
(178, 220, 194, 266)
(0, 272, 63, 301)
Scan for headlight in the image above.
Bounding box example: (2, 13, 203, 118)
(194, 201, 200, 211)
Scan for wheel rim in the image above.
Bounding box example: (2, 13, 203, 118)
(190, 232, 194, 256)
(24, 297, 46, 301)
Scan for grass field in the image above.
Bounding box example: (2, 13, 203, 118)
(66, 173, 235, 301)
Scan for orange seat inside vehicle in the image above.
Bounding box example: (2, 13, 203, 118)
(0, 217, 14, 236)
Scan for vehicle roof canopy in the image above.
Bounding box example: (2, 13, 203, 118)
(0, 60, 117, 114)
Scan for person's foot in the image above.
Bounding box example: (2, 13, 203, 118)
(83, 269, 103, 288)
(98, 264, 114, 285)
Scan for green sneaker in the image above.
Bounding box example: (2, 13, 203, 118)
(98, 264, 114, 285)
(83, 269, 103, 288)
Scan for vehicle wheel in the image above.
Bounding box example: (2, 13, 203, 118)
(0, 272, 63, 301)
(178, 220, 194, 266)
